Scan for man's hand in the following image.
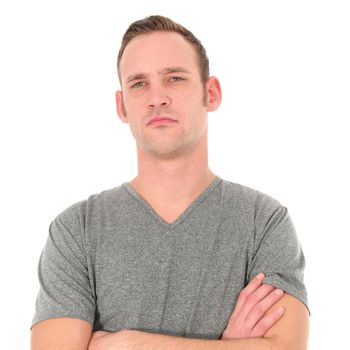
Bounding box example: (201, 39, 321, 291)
(222, 273, 285, 339)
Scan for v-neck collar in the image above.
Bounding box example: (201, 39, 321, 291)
(122, 176, 222, 230)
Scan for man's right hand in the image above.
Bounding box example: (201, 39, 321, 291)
(221, 273, 285, 340)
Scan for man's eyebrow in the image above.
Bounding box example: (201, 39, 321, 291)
(126, 73, 148, 84)
(159, 67, 191, 75)
(125, 67, 191, 84)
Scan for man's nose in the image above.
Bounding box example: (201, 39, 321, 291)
(148, 84, 171, 108)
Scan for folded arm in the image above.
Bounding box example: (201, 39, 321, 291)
(88, 292, 308, 350)
(31, 273, 309, 350)
(87, 274, 309, 350)
(32, 275, 309, 350)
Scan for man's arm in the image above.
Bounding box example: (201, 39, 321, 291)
(30, 274, 309, 350)
(29, 273, 282, 350)
(88, 294, 309, 350)
(31, 318, 92, 350)
(88, 274, 309, 350)
(264, 293, 309, 350)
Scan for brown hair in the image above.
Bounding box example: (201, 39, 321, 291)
(117, 15, 210, 85)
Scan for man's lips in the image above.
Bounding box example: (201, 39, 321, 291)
(146, 116, 178, 126)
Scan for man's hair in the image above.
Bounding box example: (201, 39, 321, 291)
(117, 15, 210, 85)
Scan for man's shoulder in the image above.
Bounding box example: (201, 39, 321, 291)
(220, 178, 282, 212)
(55, 183, 128, 223)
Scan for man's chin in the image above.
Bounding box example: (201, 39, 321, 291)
(140, 142, 187, 160)
(148, 148, 183, 160)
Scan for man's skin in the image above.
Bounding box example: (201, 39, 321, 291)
(31, 30, 309, 349)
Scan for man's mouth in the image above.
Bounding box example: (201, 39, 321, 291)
(146, 116, 178, 126)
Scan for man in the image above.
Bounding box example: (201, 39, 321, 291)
(31, 15, 309, 350)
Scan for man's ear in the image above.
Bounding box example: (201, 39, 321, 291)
(206, 76, 222, 112)
(116, 90, 128, 123)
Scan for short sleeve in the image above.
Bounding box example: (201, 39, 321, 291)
(31, 203, 95, 328)
(248, 195, 309, 313)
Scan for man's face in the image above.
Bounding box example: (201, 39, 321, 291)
(117, 31, 210, 159)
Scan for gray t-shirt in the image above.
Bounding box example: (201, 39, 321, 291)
(32, 177, 308, 339)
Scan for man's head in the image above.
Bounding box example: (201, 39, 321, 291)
(115, 15, 221, 159)
(117, 15, 210, 86)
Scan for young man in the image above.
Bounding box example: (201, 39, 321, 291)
(31, 15, 309, 350)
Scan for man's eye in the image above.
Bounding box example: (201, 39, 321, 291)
(169, 76, 184, 82)
(131, 81, 146, 88)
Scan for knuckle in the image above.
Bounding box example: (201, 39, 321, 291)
(270, 289, 284, 303)
(248, 304, 265, 322)
(265, 284, 275, 293)
(254, 303, 265, 316)
(258, 316, 270, 331)
(261, 298, 277, 311)
(261, 284, 274, 294)
(247, 292, 259, 305)
(266, 290, 278, 301)
(239, 288, 248, 299)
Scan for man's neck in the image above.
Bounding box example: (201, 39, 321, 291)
(130, 144, 216, 219)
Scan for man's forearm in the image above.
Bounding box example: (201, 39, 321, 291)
(88, 329, 279, 350)
(133, 330, 278, 350)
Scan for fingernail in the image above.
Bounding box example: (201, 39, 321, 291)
(274, 289, 284, 296)
(276, 307, 285, 315)
(256, 273, 265, 280)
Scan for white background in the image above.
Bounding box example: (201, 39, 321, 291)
(1, 0, 349, 349)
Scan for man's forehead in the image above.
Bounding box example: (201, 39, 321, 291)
(119, 32, 199, 81)
(124, 31, 192, 51)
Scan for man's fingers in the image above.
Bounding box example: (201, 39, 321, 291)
(251, 306, 285, 337)
(241, 284, 275, 317)
(245, 287, 284, 329)
(232, 284, 275, 322)
(232, 273, 265, 317)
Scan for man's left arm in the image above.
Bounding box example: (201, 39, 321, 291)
(88, 293, 309, 350)
(263, 293, 309, 350)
